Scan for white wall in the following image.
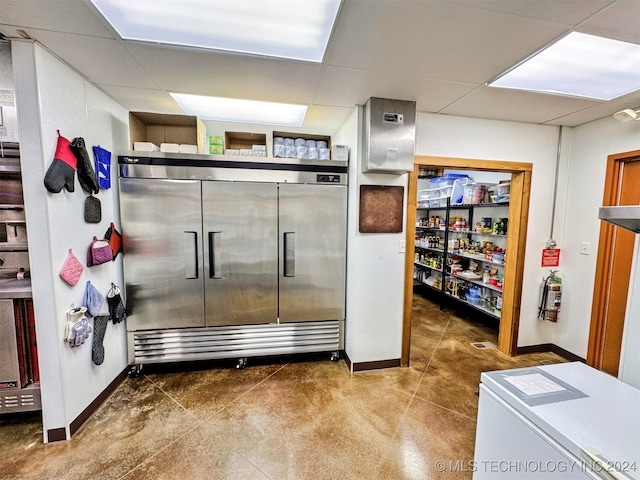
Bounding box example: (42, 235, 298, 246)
(557, 116, 640, 358)
(416, 113, 562, 349)
(0, 41, 19, 142)
(12, 40, 128, 441)
(336, 106, 406, 367)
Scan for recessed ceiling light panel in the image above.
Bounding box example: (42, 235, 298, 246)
(89, 0, 341, 62)
(170, 93, 308, 127)
(488, 32, 640, 101)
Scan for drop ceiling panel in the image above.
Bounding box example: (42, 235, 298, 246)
(325, 0, 570, 84)
(19, 30, 158, 89)
(299, 105, 355, 133)
(315, 65, 477, 112)
(99, 86, 183, 114)
(123, 43, 323, 104)
(441, 86, 599, 124)
(0, 0, 113, 38)
(444, 0, 615, 25)
(546, 102, 635, 126)
(579, 0, 640, 42)
(546, 89, 640, 126)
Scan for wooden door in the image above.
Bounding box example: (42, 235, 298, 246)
(588, 152, 640, 376)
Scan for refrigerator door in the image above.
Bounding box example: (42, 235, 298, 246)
(120, 178, 204, 330)
(203, 181, 278, 326)
(279, 183, 347, 322)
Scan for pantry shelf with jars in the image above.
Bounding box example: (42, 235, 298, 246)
(413, 175, 511, 320)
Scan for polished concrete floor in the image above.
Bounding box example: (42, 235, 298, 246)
(0, 293, 565, 479)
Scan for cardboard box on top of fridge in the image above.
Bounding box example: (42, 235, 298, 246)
(225, 132, 267, 151)
(129, 112, 206, 154)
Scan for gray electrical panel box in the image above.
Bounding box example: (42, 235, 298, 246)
(362, 97, 416, 173)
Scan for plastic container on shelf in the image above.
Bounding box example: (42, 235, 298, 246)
(434, 173, 469, 188)
(466, 293, 482, 305)
(450, 178, 471, 204)
(491, 252, 504, 263)
(496, 182, 510, 195)
(491, 194, 510, 204)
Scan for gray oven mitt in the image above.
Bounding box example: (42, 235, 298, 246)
(92, 315, 109, 365)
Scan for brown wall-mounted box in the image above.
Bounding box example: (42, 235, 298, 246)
(129, 112, 206, 153)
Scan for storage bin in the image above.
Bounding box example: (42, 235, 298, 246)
(463, 183, 491, 204)
(468, 286, 481, 296)
(496, 182, 510, 195)
(427, 197, 449, 208)
(434, 173, 469, 188)
(466, 293, 482, 305)
(450, 178, 469, 204)
(418, 188, 436, 200)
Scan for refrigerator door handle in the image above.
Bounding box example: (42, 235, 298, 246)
(283, 232, 295, 277)
(208, 232, 222, 279)
(184, 231, 199, 279)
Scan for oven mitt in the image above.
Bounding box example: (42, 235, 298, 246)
(70, 137, 99, 195)
(44, 131, 76, 193)
(84, 195, 101, 223)
(92, 145, 111, 190)
(92, 315, 109, 365)
(107, 283, 126, 324)
(83, 280, 105, 317)
(104, 222, 122, 259)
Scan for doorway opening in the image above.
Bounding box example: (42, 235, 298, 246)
(402, 156, 533, 366)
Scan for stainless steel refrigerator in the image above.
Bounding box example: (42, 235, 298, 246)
(119, 154, 347, 369)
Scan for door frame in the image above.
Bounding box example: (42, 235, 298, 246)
(403, 156, 533, 365)
(587, 150, 640, 372)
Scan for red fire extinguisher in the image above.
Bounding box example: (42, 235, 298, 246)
(538, 270, 562, 322)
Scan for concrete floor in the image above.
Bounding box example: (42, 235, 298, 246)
(0, 293, 564, 479)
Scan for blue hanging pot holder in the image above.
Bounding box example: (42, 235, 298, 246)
(92, 145, 111, 190)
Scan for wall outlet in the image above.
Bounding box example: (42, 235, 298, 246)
(398, 240, 406, 253)
(580, 242, 591, 255)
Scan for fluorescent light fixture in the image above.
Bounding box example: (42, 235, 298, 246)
(89, 0, 341, 62)
(171, 93, 308, 127)
(488, 32, 640, 100)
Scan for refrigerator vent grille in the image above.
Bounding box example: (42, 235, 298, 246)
(132, 320, 342, 364)
(0, 388, 41, 413)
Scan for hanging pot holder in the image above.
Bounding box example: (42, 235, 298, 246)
(84, 195, 101, 223)
(87, 236, 112, 266)
(92, 145, 111, 190)
(59, 249, 84, 286)
(104, 222, 122, 259)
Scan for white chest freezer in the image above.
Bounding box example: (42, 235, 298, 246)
(474, 362, 640, 479)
